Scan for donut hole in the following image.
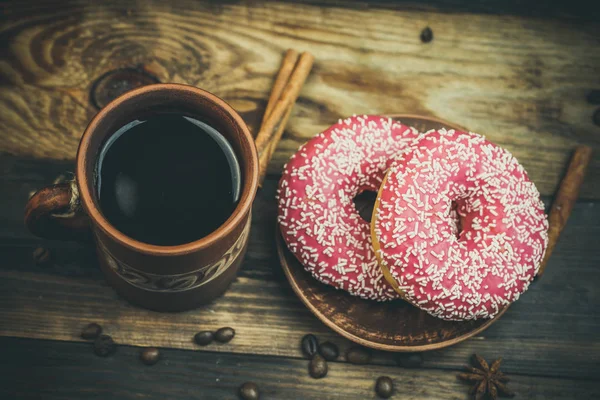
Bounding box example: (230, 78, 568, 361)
(353, 190, 378, 223)
(450, 200, 464, 239)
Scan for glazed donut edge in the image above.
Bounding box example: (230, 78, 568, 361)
(276, 115, 422, 302)
(371, 170, 407, 299)
(371, 128, 548, 321)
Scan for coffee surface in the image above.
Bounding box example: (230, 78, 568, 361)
(96, 114, 241, 246)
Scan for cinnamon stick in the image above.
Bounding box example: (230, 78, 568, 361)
(259, 106, 294, 186)
(257, 50, 299, 187)
(537, 145, 593, 277)
(254, 52, 314, 157)
(260, 49, 299, 128)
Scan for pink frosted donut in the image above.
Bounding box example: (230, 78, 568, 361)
(277, 115, 419, 301)
(372, 128, 548, 319)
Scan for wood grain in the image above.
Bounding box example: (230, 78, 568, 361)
(2, 337, 599, 400)
(1, 164, 599, 379)
(1, 1, 599, 197)
(286, 1, 600, 20)
(1, 2, 598, 398)
(1, 241, 598, 380)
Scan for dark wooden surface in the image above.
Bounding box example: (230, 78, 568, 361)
(1, 0, 599, 399)
(2, 0, 600, 198)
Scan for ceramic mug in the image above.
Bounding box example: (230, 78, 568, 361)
(24, 84, 259, 311)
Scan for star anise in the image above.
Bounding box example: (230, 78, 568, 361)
(457, 354, 515, 400)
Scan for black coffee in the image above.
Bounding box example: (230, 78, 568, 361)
(96, 114, 241, 246)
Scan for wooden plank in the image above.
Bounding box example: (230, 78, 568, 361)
(4, 0, 599, 23)
(1, 264, 598, 380)
(1, 337, 597, 400)
(1, 178, 599, 379)
(1, 2, 599, 197)
(297, 1, 600, 19)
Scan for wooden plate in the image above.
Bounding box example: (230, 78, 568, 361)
(276, 114, 507, 352)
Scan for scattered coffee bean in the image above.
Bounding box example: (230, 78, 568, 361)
(420, 27, 433, 43)
(194, 331, 215, 346)
(593, 108, 600, 127)
(81, 323, 102, 340)
(395, 352, 424, 368)
(94, 334, 116, 357)
(215, 327, 235, 343)
(301, 334, 319, 358)
(318, 341, 339, 361)
(33, 247, 51, 265)
(375, 376, 394, 398)
(239, 381, 260, 400)
(587, 90, 600, 105)
(346, 346, 371, 364)
(140, 347, 160, 365)
(309, 354, 328, 379)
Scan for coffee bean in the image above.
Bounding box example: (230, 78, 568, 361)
(420, 27, 433, 43)
(194, 331, 215, 346)
(238, 382, 260, 400)
(375, 376, 394, 398)
(346, 346, 371, 364)
(215, 327, 235, 343)
(309, 354, 328, 379)
(140, 347, 160, 366)
(301, 334, 319, 358)
(318, 341, 339, 361)
(33, 247, 51, 265)
(94, 334, 116, 357)
(395, 352, 424, 368)
(81, 323, 102, 340)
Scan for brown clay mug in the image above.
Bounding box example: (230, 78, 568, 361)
(24, 84, 259, 311)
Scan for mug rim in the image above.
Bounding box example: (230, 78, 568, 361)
(76, 83, 259, 256)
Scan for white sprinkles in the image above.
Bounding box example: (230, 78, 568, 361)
(277, 115, 419, 301)
(373, 129, 548, 320)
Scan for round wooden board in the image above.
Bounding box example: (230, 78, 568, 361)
(276, 114, 508, 352)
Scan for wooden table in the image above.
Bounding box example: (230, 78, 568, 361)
(1, 1, 599, 398)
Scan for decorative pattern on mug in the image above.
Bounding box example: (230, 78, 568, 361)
(97, 217, 251, 292)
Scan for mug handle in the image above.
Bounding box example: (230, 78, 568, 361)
(24, 179, 91, 240)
